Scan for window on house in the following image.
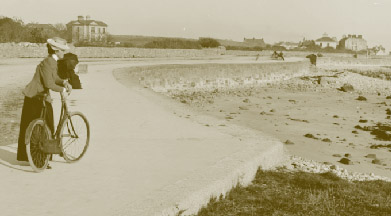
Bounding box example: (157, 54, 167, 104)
(98, 28, 101, 33)
(91, 27, 95, 33)
(103, 28, 106, 33)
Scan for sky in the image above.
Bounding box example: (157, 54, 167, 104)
(1, 0, 391, 49)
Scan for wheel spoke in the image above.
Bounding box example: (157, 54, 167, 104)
(26, 122, 50, 170)
(63, 138, 78, 150)
(60, 113, 89, 162)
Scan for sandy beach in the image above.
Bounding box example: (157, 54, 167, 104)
(114, 56, 391, 178)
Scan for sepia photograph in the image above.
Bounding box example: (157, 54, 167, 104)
(0, 0, 390, 215)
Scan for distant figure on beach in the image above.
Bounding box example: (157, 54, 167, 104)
(278, 51, 285, 61)
(17, 37, 72, 168)
(306, 54, 317, 66)
(255, 53, 260, 61)
(272, 51, 278, 59)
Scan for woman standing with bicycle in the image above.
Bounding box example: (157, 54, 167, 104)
(17, 37, 72, 166)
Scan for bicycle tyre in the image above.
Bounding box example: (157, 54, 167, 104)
(60, 111, 90, 163)
(25, 119, 51, 172)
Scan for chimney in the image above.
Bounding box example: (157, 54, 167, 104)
(353, 35, 357, 38)
(358, 35, 362, 39)
(78, 16, 84, 21)
(86, 15, 91, 20)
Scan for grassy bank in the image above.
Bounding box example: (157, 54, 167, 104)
(196, 169, 391, 216)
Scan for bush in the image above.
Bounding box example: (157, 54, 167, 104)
(198, 38, 220, 48)
(0, 16, 68, 43)
(226, 46, 263, 51)
(0, 17, 28, 42)
(144, 39, 201, 49)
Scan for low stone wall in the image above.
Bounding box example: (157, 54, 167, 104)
(123, 61, 310, 93)
(0, 43, 225, 58)
(0, 42, 361, 59)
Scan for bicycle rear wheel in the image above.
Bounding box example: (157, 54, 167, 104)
(25, 119, 50, 172)
(60, 111, 90, 163)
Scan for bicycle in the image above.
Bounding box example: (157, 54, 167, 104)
(24, 92, 90, 172)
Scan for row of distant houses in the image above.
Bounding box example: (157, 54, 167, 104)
(28, 15, 387, 54)
(313, 33, 368, 52)
(231, 33, 376, 53)
(274, 33, 369, 52)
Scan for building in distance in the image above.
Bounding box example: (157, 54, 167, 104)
(278, 42, 299, 50)
(339, 34, 367, 51)
(315, 33, 338, 49)
(243, 37, 266, 48)
(67, 15, 108, 43)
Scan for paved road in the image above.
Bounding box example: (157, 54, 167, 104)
(0, 57, 286, 216)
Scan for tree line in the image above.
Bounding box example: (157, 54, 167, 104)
(0, 16, 69, 43)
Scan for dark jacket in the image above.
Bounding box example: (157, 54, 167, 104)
(58, 53, 82, 89)
(23, 55, 65, 98)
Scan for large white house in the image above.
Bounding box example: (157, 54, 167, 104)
(315, 33, 337, 49)
(67, 15, 108, 43)
(339, 34, 367, 51)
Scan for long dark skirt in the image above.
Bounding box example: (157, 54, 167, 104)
(17, 96, 54, 161)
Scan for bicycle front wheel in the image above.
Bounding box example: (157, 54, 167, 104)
(25, 119, 51, 172)
(60, 111, 90, 163)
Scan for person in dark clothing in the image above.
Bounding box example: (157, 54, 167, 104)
(17, 37, 72, 167)
(58, 53, 82, 89)
(306, 54, 317, 66)
(272, 50, 278, 58)
(278, 51, 285, 61)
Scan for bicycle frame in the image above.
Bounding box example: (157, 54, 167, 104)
(57, 95, 81, 141)
(27, 92, 89, 170)
(40, 94, 79, 144)
(54, 96, 69, 139)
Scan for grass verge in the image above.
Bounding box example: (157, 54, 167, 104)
(196, 169, 391, 216)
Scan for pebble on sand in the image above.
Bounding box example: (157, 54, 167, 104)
(339, 157, 353, 165)
(356, 96, 367, 101)
(340, 83, 354, 92)
(372, 159, 382, 165)
(284, 140, 294, 145)
(365, 154, 377, 159)
(239, 106, 249, 110)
